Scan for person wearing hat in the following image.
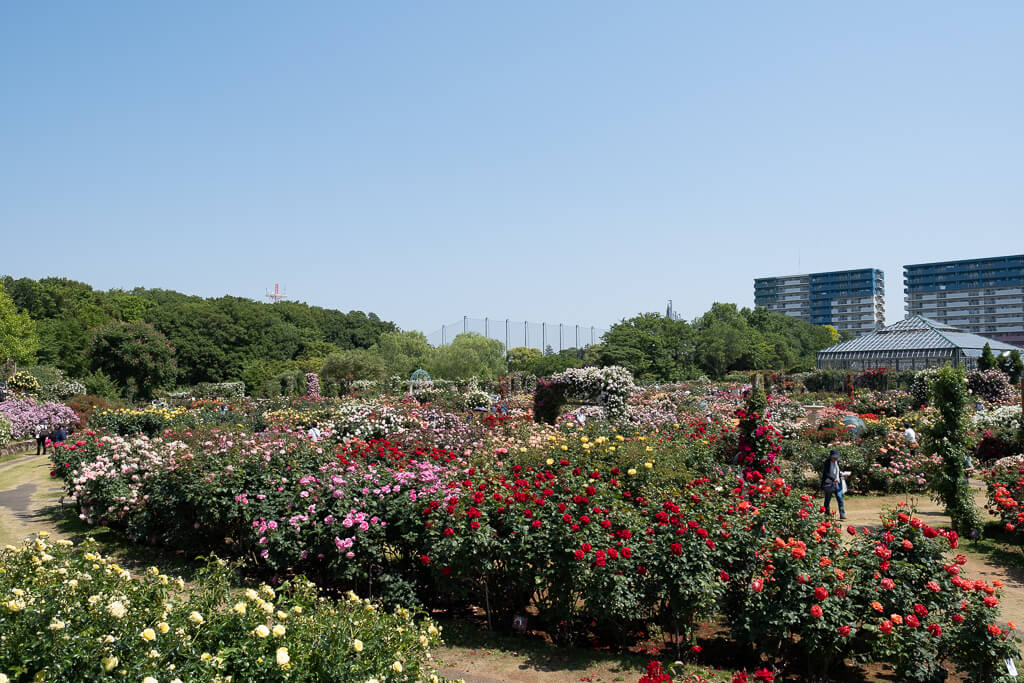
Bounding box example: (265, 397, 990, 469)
(821, 449, 846, 520)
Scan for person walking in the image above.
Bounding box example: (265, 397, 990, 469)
(34, 420, 48, 455)
(821, 449, 847, 520)
(307, 422, 321, 441)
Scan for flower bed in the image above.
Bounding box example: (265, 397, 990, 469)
(0, 534, 449, 682)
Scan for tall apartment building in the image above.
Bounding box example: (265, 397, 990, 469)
(754, 268, 885, 336)
(904, 254, 1024, 346)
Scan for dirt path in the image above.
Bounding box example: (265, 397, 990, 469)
(0, 453, 67, 547)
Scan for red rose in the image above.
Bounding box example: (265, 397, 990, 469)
(928, 623, 942, 637)
(814, 587, 828, 601)
(719, 571, 730, 582)
(751, 578, 763, 593)
(420, 555, 430, 565)
(838, 625, 851, 637)
(880, 620, 893, 634)
(670, 542, 683, 555)
(810, 605, 823, 619)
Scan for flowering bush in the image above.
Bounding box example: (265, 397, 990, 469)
(0, 534, 449, 682)
(6, 371, 40, 395)
(305, 373, 320, 400)
(973, 406, 1023, 446)
(0, 397, 79, 440)
(967, 369, 1016, 404)
(0, 413, 12, 446)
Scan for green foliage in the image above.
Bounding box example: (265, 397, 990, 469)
(507, 346, 543, 373)
(371, 330, 432, 378)
(997, 349, 1023, 385)
(0, 275, 397, 388)
(86, 321, 177, 400)
(429, 333, 505, 380)
(321, 349, 388, 390)
(978, 343, 998, 371)
(0, 284, 38, 365)
(928, 366, 982, 535)
(82, 369, 123, 400)
(598, 313, 695, 381)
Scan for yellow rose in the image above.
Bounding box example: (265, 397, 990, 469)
(272, 624, 286, 637)
(141, 628, 156, 642)
(392, 662, 404, 673)
(276, 647, 290, 668)
(188, 611, 204, 625)
(352, 639, 364, 652)
(232, 602, 246, 615)
(157, 622, 169, 634)
(102, 656, 119, 672)
(254, 625, 270, 638)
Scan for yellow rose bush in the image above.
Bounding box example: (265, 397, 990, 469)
(0, 535, 449, 682)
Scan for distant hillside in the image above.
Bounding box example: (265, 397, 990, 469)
(1, 275, 396, 387)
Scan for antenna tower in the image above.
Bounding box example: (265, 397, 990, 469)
(265, 283, 289, 303)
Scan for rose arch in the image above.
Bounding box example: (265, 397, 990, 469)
(532, 366, 637, 424)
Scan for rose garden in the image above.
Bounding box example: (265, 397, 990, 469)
(2, 361, 1024, 683)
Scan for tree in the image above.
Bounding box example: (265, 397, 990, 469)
(823, 325, 841, 346)
(507, 346, 543, 373)
(429, 333, 505, 380)
(371, 330, 432, 378)
(998, 349, 1023, 385)
(0, 284, 38, 364)
(86, 321, 177, 399)
(598, 313, 695, 382)
(321, 349, 388, 389)
(978, 343, 998, 371)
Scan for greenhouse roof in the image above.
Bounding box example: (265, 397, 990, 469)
(817, 316, 1023, 358)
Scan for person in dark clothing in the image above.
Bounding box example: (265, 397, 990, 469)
(820, 449, 846, 520)
(34, 421, 48, 455)
(50, 425, 67, 445)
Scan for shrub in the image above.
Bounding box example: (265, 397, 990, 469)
(967, 369, 1015, 403)
(0, 413, 12, 446)
(6, 371, 39, 396)
(82, 370, 122, 400)
(0, 397, 79, 440)
(0, 535, 450, 682)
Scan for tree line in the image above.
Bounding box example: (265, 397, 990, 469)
(0, 276, 396, 397)
(1, 276, 844, 398)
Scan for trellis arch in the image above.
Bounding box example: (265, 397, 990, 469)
(532, 366, 637, 424)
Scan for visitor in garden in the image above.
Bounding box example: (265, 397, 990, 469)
(0, 381, 6, 402)
(51, 424, 67, 445)
(34, 420, 48, 455)
(821, 449, 846, 520)
(903, 425, 918, 453)
(308, 422, 321, 441)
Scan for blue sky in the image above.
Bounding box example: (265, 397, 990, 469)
(2, 2, 1022, 336)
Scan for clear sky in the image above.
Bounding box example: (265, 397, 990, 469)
(2, 2, 1022, 336)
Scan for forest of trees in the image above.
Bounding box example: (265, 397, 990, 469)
(0, 276, 396, 396)
(1, 276, 844, 398)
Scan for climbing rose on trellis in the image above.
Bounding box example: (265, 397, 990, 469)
(305, 372, 321, 400)
(533, 366, 637, 424)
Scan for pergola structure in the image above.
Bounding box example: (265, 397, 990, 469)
(816, 316, 1023, 371)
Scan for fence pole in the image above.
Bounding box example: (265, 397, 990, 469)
(485, 317, 489, 338)
(442, 325, 446, 345)
(463, 316, 467, 334)
(542, 323, 547, 353)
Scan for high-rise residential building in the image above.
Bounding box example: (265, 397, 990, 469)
(904, 254, 1024, 346)
(754, 268, 885, 336)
